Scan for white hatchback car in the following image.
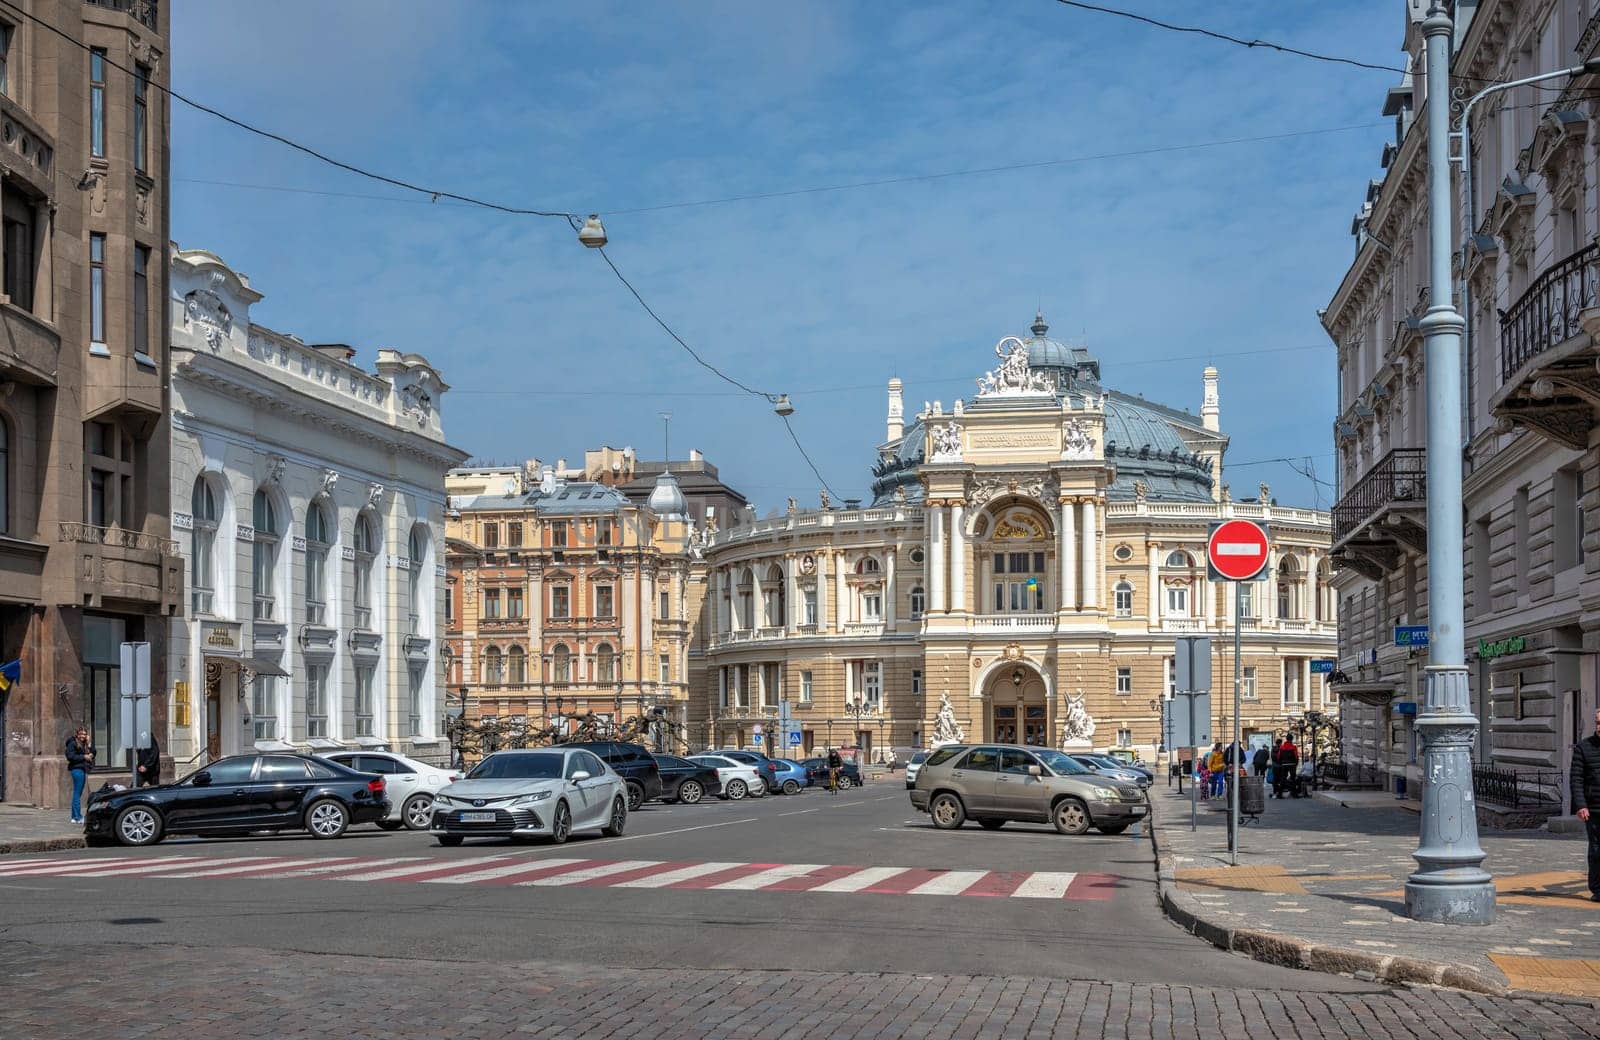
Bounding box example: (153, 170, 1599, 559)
(688, 754, 767, 800)
(319, 751, 461, 831)
(431, 748, 627, 846)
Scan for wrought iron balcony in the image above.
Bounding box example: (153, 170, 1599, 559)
(1330, 448, 1426, 578)
(1494, 242, 1600, 449)
(85, 0, 159, 32)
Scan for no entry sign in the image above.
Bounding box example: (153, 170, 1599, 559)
(1207, 519, 1270, 582)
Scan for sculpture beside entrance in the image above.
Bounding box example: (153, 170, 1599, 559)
(931, 692, 966, 747)
(1060, 689, 1096, 750)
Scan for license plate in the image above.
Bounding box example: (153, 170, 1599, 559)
(459, 811, 496, 823)
(1130, 805, 1147, 815)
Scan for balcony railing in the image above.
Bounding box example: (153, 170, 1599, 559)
(970, 614, 1057, 630)
(1501, 242, 1600, 381)
(1332, 448, 1426, 544)
(842, 622, 884, 637)
(59, 522, 178, 555)
(85, 0, 159, 32)
(1161, 618, 1205, 633)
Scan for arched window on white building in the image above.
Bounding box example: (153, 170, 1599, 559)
(304, 499, 333, 625)
(1114, 581, 1134, 618)
(738, 568, 755, 629)
(408, 525, 428, 636)
(1278, 554, 1301, 620)
(353, 511, 378, 631)
(253, 489, 279, 620)
(764, 564, 784, 628)
(909, 586, 926, 619)
(190, 476, 220, 616)
(854, 556, 884, 621)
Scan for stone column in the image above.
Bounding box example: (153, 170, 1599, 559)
(784, 555, 797, 631)
(1147, 542, 1160, 626)
(1302, 658, 1313, 712)
(753, 563, 767, 630)
(948, 507, 964, 613)
(1265, 550, 1279, 626)
(1201, 569, 1214, 629)
(885, 548, 897, 626)
(834, 549, 847, 631)
(1060, 499, 1077, 612)
(930, 504, 947, 613)
(1080, 498, 1098, 610)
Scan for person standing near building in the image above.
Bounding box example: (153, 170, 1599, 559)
(1273, 736, 1299, 799)
(1569, 709, 1600, 901)
(1252, 743, 1270, 777)
(64, 726, 95, 823)
(136, 735, 161, 788)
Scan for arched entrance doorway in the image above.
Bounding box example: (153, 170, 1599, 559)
(979, 659, 1051, 746)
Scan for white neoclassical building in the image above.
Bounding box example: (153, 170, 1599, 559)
(168, 247, 468, 769)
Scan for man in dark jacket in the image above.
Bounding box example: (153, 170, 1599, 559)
(1273, 738, 1299, 799)
(1252, 744, 1270, 777)
(136, 735, 161, 788)
(1569, 710, 1600, 900)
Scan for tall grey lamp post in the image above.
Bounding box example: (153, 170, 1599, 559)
(1407, 3, 1493, 924)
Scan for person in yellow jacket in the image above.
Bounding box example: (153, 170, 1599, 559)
(1206, 744, 1225, 797)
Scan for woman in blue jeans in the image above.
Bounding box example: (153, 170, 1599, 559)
(64, 726, 95, 823)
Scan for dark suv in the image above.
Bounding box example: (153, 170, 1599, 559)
(562, 741, 663, 811)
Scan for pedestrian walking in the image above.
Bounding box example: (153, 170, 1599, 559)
(1273, 737, 1299, 799)
(136, 734, 161, 788)
(64, 726, 94, 823)
(1569, 709, 1600, 901)
(1206, 744, 1225, 797)
(1252, 744, 1270, 777)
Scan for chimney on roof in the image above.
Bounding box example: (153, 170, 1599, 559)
(886, 378, 904, 442)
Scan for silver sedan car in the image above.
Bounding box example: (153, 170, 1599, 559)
(430, 748, 627, 846)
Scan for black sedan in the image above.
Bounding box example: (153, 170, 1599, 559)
(652, 754, 720, 804)
(85, 753, 390, 846)
(798, 756, 862, 789)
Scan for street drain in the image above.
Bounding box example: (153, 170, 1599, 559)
(107, 917, 163, 925)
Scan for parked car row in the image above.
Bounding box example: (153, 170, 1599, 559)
(85, 742, 862, 846)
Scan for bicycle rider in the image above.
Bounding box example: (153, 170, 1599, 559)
(826, 746, 843, 794)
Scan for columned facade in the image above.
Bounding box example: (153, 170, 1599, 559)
(692, 315, 1336, 761)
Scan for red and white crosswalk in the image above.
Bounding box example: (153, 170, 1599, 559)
(0, 852, 1121, 900)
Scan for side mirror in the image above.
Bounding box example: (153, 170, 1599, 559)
(192, 771, 212, 787)
(570, 770, 591, 783)
(1027, 765, 1042, 777)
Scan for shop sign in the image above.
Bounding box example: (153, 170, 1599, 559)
(202, 622, 239, 652)
(1478, 635, 1528, 660)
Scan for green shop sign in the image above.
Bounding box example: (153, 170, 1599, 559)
(1477, 635, 1528, 660)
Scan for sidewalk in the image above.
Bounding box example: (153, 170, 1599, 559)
(0, 804, 84, 855)
(1151, 781, 1600, 998)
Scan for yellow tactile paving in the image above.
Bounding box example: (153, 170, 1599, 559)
(1490, 954, 1600, 997)
(1373, 871, 1600, 906)
(1176, 865, 1308, 894)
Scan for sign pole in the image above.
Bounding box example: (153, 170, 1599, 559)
(1187, 686, 1197, 832)
(1229, 580, 1242, 866)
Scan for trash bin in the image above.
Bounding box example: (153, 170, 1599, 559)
(1239, 775, 1265, 817)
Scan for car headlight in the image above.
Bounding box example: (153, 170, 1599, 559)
(435, 795, 460, 808)
(1091, 787, 1119, 801)
(510, 791, 553, 807)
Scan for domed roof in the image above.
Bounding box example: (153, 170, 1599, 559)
(1023, 311, 1074, 370)
(1102, 394, 1214, 503)
(647, 470, 687, 519)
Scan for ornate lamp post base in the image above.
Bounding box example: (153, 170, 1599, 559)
(1404, 666, 1494, 925)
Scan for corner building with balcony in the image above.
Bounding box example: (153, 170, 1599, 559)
(443, 465, 701, 745)
(1326, 1, 1600, 822)
(693, 314, 1337, 760)
(168, 247, 467, 768)
(0, 1, 179, 804)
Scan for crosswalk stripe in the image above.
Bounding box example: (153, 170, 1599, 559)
(1012, 872, 1076, 899)
(336, 856, 519, 883)
(266, 857, 422, 878)
(156, 857, 296, 878)
(0, 857, 145, 875)
(0, 856, 115, 872)
(519, 860, 663, 887)
(62, 858, 207, 878)
(710, 863, 828, 891)
(809, 866, 908, 893)
(908, 870, 988, 896)
(613, 861, 742, 889)
(422, 857, 589, 885)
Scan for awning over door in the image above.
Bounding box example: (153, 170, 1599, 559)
(1333, 682, 1398, 707)
(241, 656, 289, 677)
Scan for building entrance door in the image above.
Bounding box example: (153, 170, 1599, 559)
(993, 704, 1017, 744)
(204, 662, 222, 760)
(1023, 704, 1048, 746)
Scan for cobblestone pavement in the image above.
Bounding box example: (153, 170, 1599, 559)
(1, 941, 1597, 1040)
(1155, 783, 1600, 995)
(0, 803, 82, 853)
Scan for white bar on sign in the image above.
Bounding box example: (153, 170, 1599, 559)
(1214, 544, 1262, 556)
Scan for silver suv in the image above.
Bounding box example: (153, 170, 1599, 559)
(909, 744, 1147, 835)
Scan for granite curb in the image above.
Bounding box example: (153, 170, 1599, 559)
(1146, 803, 1507, 996)
(0, 836, 85, 856)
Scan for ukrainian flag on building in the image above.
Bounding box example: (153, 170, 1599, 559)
(0, 659, 20, 691)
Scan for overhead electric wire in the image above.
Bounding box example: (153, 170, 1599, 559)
(1052, 0, 1409, 75)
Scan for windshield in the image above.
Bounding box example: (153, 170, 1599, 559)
(466, 753, 563, 780)
(910, 752, 928, 764)
(1033, 749, 1092, 775)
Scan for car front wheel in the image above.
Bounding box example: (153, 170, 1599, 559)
(626, 782, 645, 813)
(306, 799, 350, 839)
(678, 779, 704, 805)
(550, 800, 572, 844)
(403, 794, 434, 831)
(115, 805, 163, 846)
(1053, 798, 1091, 836)
(929, 792, 965, 830)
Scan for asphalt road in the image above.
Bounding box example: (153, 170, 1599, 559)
(0, 780, 1371, 990)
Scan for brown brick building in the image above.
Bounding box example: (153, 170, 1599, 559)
(0, 0, 178, 804)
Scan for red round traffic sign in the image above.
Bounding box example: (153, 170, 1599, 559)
(1207, 519, 1270, 581)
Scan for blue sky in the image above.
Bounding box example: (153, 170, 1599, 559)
(172, 0, 1396, 512)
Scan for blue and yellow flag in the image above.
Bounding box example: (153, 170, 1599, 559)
(0, 659, 20, 691)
